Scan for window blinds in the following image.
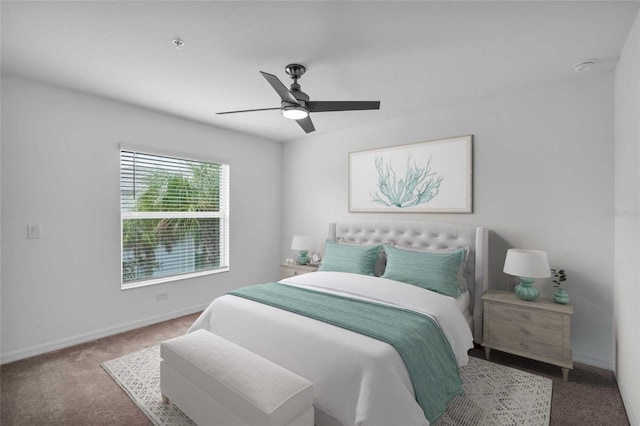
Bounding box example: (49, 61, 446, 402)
(120, 149, 229, 287)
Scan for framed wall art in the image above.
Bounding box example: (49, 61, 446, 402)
(349, 135, 473, 213)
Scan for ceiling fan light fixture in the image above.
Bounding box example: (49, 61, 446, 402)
(281, 105, 309, 120)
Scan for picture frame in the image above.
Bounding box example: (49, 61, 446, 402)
(349, 135, 473, 213)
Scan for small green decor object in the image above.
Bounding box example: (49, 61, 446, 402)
(551, 268, 569, 304)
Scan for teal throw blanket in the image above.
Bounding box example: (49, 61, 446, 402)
(229, 282, 463, 423)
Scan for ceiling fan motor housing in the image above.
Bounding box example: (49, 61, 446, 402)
(289, 87, 309, 102)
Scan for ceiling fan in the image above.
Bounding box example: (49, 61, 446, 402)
(216, 64, 381, 133)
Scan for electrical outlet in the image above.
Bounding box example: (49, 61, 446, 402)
(156, 292, 168, 301)
(27, 224, 41, 239)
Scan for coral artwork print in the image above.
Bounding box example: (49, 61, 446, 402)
(349, 135, 472, 213)
(370, 151, 444, 208)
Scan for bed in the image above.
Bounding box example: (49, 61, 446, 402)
(189, 221, 488, 426)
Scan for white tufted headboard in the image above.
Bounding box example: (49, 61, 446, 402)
(329, 221, 488, 343)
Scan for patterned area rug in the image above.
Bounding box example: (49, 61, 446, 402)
(102, 346, 552, 426)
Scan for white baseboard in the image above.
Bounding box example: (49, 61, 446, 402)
(0, 304, 208, 365)
(573, 350, 614, 370)
(617, 377, 639, 425)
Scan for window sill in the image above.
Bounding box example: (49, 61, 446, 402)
(121, 267, 230, 290)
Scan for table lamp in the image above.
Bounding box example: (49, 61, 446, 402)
(503, 249, 550, 301)
(291, 235, 313, 265)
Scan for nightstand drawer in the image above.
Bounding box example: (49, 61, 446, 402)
(486, 330, 564, 361)
(489, 302, 564, 329)
(487, 316, 563, 345)
(281, 267, 302, 279)
(280, 264, 318, 280)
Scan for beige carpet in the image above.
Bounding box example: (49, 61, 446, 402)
(103, 346, 552, 426)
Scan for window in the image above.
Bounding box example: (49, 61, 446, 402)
(120, 148, 229, 289)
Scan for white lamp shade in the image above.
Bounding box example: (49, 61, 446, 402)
(503, 249, 551, 278)
(291, 235, 313, 251)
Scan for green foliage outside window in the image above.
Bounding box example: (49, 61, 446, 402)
(122, 163, 223, 283)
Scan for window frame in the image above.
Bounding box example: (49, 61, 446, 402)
(119, 144, 230, 290)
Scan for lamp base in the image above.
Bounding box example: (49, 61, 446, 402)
(296, 250, 310, 265)
(514, 277, 539, 301)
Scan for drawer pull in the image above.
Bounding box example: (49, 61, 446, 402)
(520, 328, 530, 336)
(519, 342, 529, 350)
(521, 313, 530, 320)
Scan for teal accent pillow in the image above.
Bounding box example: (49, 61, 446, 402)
(381, 245, 465, 298)
(393, 244, 469, 292)
(335, 239, 387, 277)
(318, 240, 382, 275)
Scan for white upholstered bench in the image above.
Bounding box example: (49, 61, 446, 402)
(160, 329, 315, 426)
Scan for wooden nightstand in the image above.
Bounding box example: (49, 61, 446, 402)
(280, 263, 319, 280)
(482, 290, 573, 381)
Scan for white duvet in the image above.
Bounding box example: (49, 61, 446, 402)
(188, 271, 474, 426)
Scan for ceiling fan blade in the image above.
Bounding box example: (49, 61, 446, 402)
(260, 71, 299, 105)
(296, 116, 315, 133)
(308, 101, 380, 112)
(216, 107, 281, 115)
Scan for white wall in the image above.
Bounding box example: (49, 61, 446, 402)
(614, 9, 640, 425)
(282, 74, 615, 369)
(0, 76, 283, 363)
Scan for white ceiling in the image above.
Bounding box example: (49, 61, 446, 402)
(2, 1, 639, 143)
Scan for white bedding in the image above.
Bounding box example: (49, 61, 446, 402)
(188, 271, 474, 426)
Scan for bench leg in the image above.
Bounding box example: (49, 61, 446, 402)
(162, 393, 170, 405)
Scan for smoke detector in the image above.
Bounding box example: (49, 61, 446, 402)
(573, 59, 598, 72)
